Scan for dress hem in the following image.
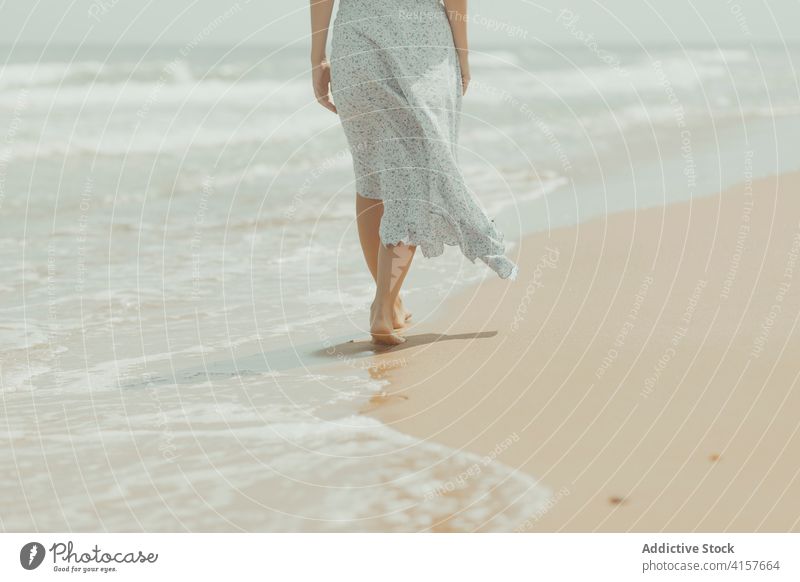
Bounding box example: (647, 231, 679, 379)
(379, 233, 519, 281)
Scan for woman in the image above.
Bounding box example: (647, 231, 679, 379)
(310, 0, 517, 345)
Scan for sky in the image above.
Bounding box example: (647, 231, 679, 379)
(1, 0, 798, 48)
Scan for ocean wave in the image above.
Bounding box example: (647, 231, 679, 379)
(0, 76, 311, 109)
(0, 379, 552, 531)
(0, 59, 202, 90)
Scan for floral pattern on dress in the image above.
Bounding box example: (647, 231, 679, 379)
(330, 0, 518, 280)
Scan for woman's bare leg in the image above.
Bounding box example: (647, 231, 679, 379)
(371, 242, 416, 345)
(355, 194, 381, 279)
(356, 194, 412, 327)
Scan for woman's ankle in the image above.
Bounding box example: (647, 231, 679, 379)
(370, 297, 393, 318)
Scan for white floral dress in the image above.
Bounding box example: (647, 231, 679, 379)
(330, 0, 518, 279)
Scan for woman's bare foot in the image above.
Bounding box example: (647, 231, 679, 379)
(371, 301, 406, 345)
(393, 296, 413, 329)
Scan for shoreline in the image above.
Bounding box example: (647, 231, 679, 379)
(357, 172, 800, 531)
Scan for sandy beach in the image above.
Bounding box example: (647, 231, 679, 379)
(358, 173, 800, 532)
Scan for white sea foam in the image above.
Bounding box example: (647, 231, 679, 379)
(1, 369, 551, 531)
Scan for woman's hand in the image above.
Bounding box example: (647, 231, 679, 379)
(312, 58, 337, 114)
(460, 58, 471, 95)
(443, 0, 470, 95)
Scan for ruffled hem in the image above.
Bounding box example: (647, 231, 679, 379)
(379, 232, 519, 280)
(484, 255, 519, 280)
(361, 184, 518, 281)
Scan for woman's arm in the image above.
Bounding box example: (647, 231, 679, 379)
(310, 0, 337, 113)
(442, 0, 470, 95)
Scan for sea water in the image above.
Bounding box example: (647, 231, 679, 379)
(1, 42, 798, 530)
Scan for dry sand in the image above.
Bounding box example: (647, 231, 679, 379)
(358, 173, 800, 531)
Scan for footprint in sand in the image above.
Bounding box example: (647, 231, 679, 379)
(360, 391, 409, 413)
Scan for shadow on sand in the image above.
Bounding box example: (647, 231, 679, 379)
(120, 331, 497, 391)
(313, 330, 498, 358)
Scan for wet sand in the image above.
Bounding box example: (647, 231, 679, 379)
(360, 173, 800, 531)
